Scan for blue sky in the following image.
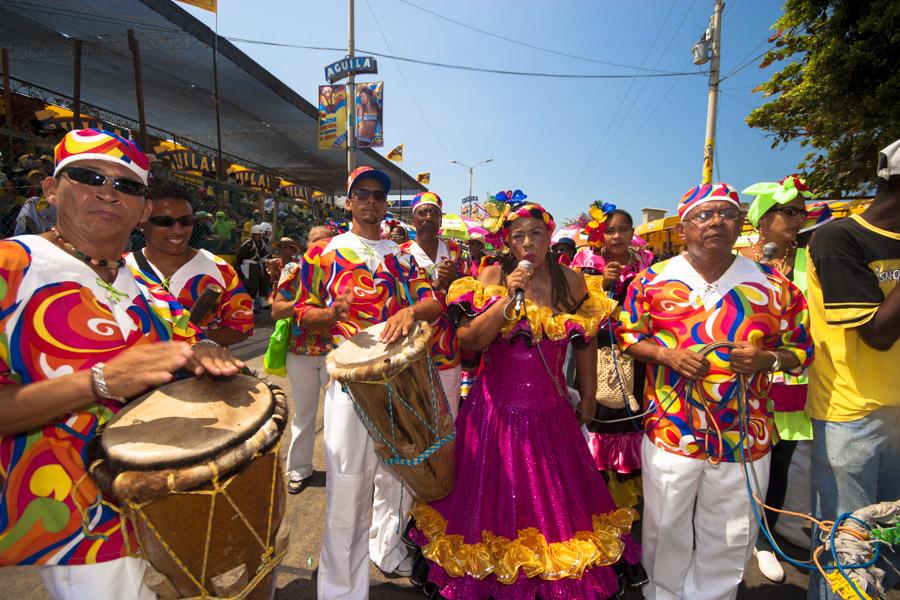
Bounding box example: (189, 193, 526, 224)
(181, 0, 803, 222)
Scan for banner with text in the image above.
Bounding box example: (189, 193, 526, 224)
(356, 81, 383, 148)
(318, 85, 348, 149)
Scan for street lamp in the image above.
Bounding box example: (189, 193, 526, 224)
(450, 158, 493, 217)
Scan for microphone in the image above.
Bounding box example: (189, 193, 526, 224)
(762, 242, 779, 261)
(512, 260, 533, 313)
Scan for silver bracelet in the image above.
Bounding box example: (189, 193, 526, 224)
(196, 338, 221, 348)
(91, 362, 127, 404)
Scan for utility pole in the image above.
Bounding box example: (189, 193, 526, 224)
(701, 0, 724, 184)
(346, 0, 357, 176)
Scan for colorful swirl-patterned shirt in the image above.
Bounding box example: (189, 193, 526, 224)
(125, 248, 254, 337)
(0, 235, 197, 566)
(297, 232, 437, 345)
(276, 261, 333, 356)
(399, 239, 462, 370)
(616, 255, 812, 462)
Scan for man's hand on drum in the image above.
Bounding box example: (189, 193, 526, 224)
(187, 342, 245, 377)
(380, 306, 415, 344)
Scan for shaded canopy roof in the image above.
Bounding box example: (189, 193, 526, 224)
(0, 0, 425, 194)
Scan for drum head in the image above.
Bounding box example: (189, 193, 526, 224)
(100, 374, 273, 469)
(329, 320, 428, 369)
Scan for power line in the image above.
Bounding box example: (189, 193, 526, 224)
(394, 0, 684, 74)
(363, 0, 452, 159)
(720, 44, 774, 81)
(225, 36, 705, 80)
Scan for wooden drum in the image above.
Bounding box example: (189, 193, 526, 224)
(327, 321, 456, 502)
(88, 374, 288, 600)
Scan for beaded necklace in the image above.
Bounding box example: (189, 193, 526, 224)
(51, 228, 128, 303)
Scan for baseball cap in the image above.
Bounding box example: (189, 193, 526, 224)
(347, 166, 391, 195)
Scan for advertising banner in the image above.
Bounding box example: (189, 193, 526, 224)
(318, 85, 347, 149)
(356, 81, 383, 148)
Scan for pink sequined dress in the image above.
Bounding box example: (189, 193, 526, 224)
(410, 278, 640, 600)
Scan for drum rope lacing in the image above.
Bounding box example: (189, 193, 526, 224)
(340, 355, 456, 468)
(118, 447, 286, 599)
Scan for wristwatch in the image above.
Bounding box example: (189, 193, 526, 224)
(90, 362, 127, 404)
(768, 351, 782, 373)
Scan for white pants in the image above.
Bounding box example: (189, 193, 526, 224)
(285, 353, 329, 481)
(40, 557, 154, 600)
(641, 435, 771, 600)
(318, 380, 411, 600)
(438, 364, 462, 420)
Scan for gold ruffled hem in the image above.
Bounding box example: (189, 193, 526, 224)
(411, 503, 636, 584)
(447, 275, 616, 341)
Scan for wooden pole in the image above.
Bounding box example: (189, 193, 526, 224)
(72, 40, 82, 129)
(127, 30, 148, 149)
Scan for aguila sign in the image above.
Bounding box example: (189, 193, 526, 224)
(324, 56, 378, 83)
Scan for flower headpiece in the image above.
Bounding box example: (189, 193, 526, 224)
(743, 175, 814, 228)
(583, 201, 616, 248)
(385, 218, 401, 228)
(501, 202, 555, 244)
(481, 189, 527, 247)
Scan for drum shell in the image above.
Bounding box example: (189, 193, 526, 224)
(341, 354, 456, 502)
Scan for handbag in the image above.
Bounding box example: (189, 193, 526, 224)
(596, 343, 641, 413)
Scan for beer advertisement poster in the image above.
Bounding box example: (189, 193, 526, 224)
(318, 85, 348, 149)
(356, 81, 383, 148)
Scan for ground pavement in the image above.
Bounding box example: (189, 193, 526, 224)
(2, 315, 897, 599)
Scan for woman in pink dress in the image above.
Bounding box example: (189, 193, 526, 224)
(410, 201, 640, 599)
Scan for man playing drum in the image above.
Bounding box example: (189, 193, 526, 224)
(295, 166, 441, 598)
(126, 179, 254, 347)
(0, 129, 244, 599)
(399, 191, 464, 417)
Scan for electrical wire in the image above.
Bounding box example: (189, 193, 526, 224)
(363, 0, 453, 159)
(394, 0, 684, 74)
(225, 36, 706, 80)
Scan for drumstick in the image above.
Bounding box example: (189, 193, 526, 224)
(189, 284, 223, 326)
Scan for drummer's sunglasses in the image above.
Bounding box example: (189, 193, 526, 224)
(61, 166, 147, 197)
(351, 188, 387, 202)
(147, 215, 196, 227)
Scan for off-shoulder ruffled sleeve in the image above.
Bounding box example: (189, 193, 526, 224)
(447, 275, 616, 343)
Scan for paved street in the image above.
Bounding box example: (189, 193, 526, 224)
(1, 318, 897, 599)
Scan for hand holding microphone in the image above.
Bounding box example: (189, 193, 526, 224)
(508, 259, 534, 315)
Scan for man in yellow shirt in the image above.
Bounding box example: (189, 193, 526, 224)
(806, 139, 900, 600)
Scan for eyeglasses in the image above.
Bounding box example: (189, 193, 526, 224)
(147, 215, 196, 227)
(686, 207, 742, 224)
(770, 206, 808, 218)
(351, 188, 387, 202)
(62, 166, 146, 197)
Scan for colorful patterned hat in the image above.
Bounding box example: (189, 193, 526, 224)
(743, 175, 814, 228)
(501, 203, 556, 244)
(677, 183, 740, 221)
(54, 128, 150, 185)
(347, 165, 391, 195)
(799, 202, 834, 233)
(411, 191, 442, 213)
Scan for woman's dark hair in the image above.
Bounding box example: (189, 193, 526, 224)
(498, 251, 577, 313)
(148, 179, 194, 207)
(606, 209, 633, 227)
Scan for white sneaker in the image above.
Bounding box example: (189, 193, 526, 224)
(754, 548, 785, 583)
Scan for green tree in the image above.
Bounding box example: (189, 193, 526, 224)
(746, 0, 900, 195)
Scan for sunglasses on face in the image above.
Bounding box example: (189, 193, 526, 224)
(769, 206, 809, 218)
(62, 166, 147, 197)
(687, 207, 742, 224)
(147, 215, 196, 227)
(351, 188, 387, 202)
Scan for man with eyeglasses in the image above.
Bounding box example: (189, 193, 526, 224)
(294, 166, 441, 598)
(125, 180, 253, 347)
(616, 183, 812, 600)
(0, 129, 244, 599)
(400, 191, 464, 418)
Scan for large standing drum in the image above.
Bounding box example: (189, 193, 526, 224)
(88, 374, 288, 600)
(327, 320, 456, 501)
